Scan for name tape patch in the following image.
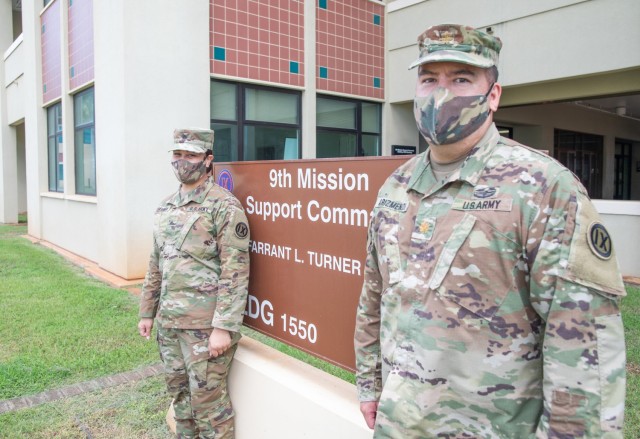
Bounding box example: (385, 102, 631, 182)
(376, 197, 408, 212)
(452, 198, 513, 212)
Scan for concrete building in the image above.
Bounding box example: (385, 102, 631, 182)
(1, 0, 638, 278)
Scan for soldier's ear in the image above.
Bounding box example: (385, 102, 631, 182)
(488, 83, 501, 113)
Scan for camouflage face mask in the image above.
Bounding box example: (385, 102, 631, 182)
(171, 158, 207, 185)
(414, 85, 493, 146)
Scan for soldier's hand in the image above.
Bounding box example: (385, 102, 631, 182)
(138, 318, 154, 339)
(360, 401, 379, 429)
(209, 328, 231, 358)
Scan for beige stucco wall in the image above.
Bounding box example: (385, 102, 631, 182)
(496, 102, 640, 199)
(78, 0, 207, 278)
(386, 0, 640, 103)
(228, 337, 371, 439)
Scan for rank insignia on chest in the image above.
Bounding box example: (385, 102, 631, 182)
(413, 217, 436, 241)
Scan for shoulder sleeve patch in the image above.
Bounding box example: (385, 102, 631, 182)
(587, 222, 613, 260)
(234, 222, 249, 239)
(564, 195, 625, 296)
(221, 205, 250, 251)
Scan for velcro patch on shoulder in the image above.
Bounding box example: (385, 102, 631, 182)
(223, 207, 250, 251)
(565, 196, 625, 296)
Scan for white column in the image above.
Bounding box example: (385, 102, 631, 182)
(22, 0, 49, 237)
(94, 0, 210, 278)
(0, 0, 19, 223)
(301, 0, 316, 159)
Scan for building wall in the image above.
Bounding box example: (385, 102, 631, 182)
(228, 337, 370, 439)
(594, 200, 640, 277)
(496, 103, 640, 199)
(3, 0, 640, 276)
(16, 123, 26, 214)
(386, 0, 640, 103)
(0, 0, 18, 224)
(93, 0, 211, 278)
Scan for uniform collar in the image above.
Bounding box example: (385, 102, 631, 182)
(167, 176, 214, 207)
(407, 124, 501, 195)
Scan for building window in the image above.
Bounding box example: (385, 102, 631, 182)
(554, 129, 603, 199)
(614, 140, 632, 200)
(316, 96, 381, 158)
(74, 87, 96, 195)
(210, 79, 301, 161)
(47, 102, 63, 192)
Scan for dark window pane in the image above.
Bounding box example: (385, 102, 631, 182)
(47, 103, 63, 192)
(245, 88, 298, 124)
(74, 88, 96, 195)
(362, 134, 380, 156)
(212, 122, 239, 162)
(243, 125, 299, 160)
(211, 81, 237, 121)
(362, 102, 381, 133)
(317, 131, 357, 158)
(317, 98, 356, 129)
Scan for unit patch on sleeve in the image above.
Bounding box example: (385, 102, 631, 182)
(235, 222, 249, 239)
(587, 221, 612, 260)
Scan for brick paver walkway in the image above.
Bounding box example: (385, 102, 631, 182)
(0, 363, 163, 414)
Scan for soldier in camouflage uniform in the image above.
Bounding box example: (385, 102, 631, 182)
(354, 24, 626, 438)
(138, 128, 250, 439)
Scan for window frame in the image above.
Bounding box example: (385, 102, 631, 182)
(73, 86, 96, 196)
(210, 79, 302, 161)
(316, 94, 381, 158)
(47, 102, 63, 193)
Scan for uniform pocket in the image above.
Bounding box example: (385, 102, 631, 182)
(176, 214, 218, 260)
(428, 213, 519, 321)
(595, 313, 626, 432)
(549, 390, 587, 437)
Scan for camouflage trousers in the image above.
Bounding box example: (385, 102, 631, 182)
(157, 327, 237, 439)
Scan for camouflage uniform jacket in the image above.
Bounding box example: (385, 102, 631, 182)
(139, 176, 250, 331)
(354, 125, 626, 438)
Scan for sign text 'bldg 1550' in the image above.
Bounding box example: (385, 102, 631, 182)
(213, 157, 408, 371)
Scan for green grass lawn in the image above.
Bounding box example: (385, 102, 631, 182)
(0, 224, 159, 400)
(622, 285, 640, 438)
(0, 223, 638, 438)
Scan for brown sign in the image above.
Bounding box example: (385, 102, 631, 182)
(213, 157, 408, 371)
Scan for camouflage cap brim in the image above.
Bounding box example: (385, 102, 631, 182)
(168, 143, 209, 154)
(409, 50, 496, 70)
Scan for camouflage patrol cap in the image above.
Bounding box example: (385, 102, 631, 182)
(169, 128, 214, 153)
(408, 24, 502, 69)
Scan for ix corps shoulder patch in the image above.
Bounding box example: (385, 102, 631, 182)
(235, 222, 249, 239)
(587, 222, 612, 260)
